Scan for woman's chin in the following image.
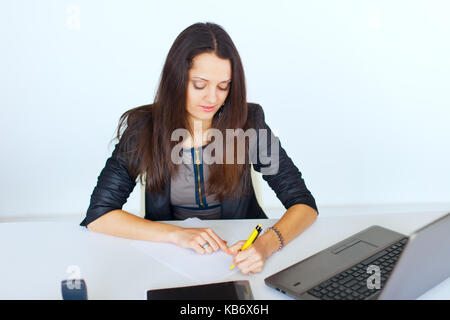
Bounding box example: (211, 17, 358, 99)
(189, 112, 216, 123)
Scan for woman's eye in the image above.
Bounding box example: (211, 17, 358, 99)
(193, 83, 229, 91)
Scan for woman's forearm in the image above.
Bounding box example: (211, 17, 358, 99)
(257, 204, 318, 258)
(86, 209, 182, 243)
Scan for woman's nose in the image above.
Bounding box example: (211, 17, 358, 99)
(205, 87, 218, 105)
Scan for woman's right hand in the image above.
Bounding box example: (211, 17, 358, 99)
(171, 227, 232, 255)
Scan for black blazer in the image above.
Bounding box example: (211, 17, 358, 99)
(80, 103, 318, 227)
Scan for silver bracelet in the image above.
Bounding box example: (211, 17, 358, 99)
(266, 226, 284, 251)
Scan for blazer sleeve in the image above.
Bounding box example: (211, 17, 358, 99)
(250, 103, 318, 214)
(80, 143, 137, 227)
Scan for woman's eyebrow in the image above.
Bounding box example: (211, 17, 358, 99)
(192, 77, 231, 83)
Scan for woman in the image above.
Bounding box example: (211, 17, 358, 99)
(80, 22, 318, 275)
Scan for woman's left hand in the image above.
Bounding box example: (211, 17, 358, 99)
(228, 238, 269, 274)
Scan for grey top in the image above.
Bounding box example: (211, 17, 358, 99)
(170, 145, 221, 220)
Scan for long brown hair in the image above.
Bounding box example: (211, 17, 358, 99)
(114, 22, 253, 201)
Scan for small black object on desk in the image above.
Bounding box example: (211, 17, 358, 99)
(61, 279, 88, 300)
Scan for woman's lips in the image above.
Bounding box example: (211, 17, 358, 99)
(200, 105, 216, 112)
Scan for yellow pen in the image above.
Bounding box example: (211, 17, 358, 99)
(230, 224, 262, 270)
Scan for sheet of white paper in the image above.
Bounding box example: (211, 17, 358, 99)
(131, 218, 238, 283)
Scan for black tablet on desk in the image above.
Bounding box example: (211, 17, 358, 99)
(147, 280, 253, 300)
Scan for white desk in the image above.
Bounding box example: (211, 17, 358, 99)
(0, 211, 449, 300)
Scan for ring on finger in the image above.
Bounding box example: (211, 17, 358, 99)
(201, 242, 210, 249)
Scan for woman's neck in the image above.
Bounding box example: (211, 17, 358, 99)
(182, 132, 210, 149)
(183, 118, 213, 149)
(189, 117, 212, 132)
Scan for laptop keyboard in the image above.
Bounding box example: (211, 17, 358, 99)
(307, 237, 408, 300)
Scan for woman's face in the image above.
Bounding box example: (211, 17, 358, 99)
(186, 52, 231, 129)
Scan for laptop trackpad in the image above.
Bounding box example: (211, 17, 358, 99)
(336, 240, 377, 259)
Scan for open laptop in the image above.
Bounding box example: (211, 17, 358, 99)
(264, 212, 450, 300)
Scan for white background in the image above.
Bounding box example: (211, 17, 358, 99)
(1, 0, 449, 221)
